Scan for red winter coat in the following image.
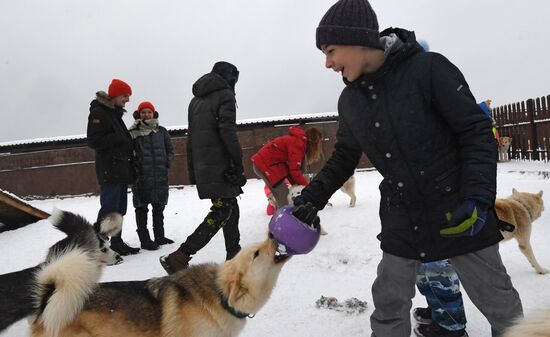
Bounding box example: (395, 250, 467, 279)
(251, 126, 309, 186)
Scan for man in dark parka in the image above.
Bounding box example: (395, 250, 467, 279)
(87, 79, 140, 257)
(290, 1, 523, 336)
(160, 62, 246, 274)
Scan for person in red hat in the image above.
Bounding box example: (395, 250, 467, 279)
(129, 101, 174, 251)
(86, 79, 140, 259)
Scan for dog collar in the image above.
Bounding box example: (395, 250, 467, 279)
(220, 295, 255, 319)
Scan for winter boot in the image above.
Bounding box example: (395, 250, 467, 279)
(226, 246, 241, 261)
(137, 228, 159, 251)
(413, 322, 468, 337)
(159, 250, 191, 275)
(110, 236, 140, 256)
(152, 210, 174, 245)
(153, 226, 174, 245)
(413, 307, 433, 324)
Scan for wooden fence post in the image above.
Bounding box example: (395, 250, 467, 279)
(526, 99, 539, 161)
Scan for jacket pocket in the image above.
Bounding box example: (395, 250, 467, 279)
(433, 167, 460, 196)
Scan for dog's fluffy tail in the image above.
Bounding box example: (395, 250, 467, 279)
(33, 246, 101, 337)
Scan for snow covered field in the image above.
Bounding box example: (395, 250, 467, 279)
(1, 160, 549, 337)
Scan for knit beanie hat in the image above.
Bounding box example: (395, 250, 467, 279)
(316, 0, 381, 50)
(108, 79, 132, 98)
(212, 61, 239, 90)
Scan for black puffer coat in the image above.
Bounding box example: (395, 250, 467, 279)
(303, 28, 501, 262)
(131, 123, 174, 207)
(187, 72, 243, 199)
(86, 92, 136, 184)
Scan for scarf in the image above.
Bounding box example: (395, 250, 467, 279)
(129, 119, 159, 139)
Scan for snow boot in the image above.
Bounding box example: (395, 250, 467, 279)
(153, 226, 174, 245)
(413, 307, 433, 324)
(110, 236, 140, 256)
(159, 250, 191, 275)
(414, 322, 468, 337)
(137, 228, 159, 251)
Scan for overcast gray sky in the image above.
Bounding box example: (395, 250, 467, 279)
(1, 0, 549, 143)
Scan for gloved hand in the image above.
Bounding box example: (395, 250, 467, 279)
(224, 168, 247, 187)
(292, 194, 320, 230)
(440, 198, 490, 237)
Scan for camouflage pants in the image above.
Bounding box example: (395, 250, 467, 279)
(179, 197, 241, 260)
(416, 260, 466, 331)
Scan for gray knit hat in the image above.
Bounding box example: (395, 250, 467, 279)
(316, 0, 381, 50)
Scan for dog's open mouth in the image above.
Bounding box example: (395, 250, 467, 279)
(274, 250, 290, 264)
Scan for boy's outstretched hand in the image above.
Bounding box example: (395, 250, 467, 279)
(440, 198, 489, 237)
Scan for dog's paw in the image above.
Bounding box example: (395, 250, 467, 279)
(536, 267, 550, 275)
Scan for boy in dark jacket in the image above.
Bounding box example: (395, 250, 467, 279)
(291, 1, 523, 336)
(160, 62, 246, 274)
(87, 79, 140, 258)
(129, 101, 175, 250)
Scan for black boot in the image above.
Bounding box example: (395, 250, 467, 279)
(152, 205, 174, 245)
(135, 207, 159, 250)
(137, 228, 159, 250)
(110, 235, 140, 256)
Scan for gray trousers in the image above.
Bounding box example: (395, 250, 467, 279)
(370, 244, 523, 337)
(252, 164, 290, 209)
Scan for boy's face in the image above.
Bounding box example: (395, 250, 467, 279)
(322, 45, 384, 81)
(139, 108, 155, 120)
(112, 94, 130, 108)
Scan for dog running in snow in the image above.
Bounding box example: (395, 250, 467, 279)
(29, 234, 289, 337)
(0, 209, 122, 333)
(497, 188, 547, 274)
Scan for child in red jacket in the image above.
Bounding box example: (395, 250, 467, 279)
(252, 126, 322, 210)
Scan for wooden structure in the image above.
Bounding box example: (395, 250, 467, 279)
(493, 94, 550, 162)
(0, 114, 372, 198)
(0, 189, 49, 232)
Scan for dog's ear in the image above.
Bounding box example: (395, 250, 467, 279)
(95, 212, 123, 236)
(227, 272, 248, 308)
(538, 190, 544, 198)
(512, 188, 519, 197)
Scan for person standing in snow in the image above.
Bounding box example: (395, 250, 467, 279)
(129, 101, 174, 251)
(86, 79, 140, 258)
(290, 1, 523, 336)
(251, 126, 323, 210)
(159, 61, 246, 274)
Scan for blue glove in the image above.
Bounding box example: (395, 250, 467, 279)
(292, 195, 320, 230)
(440, 198, 489, 237)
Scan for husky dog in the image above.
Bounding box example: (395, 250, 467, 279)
(502, 309, 550, 337)
(30, 236, 289, 337)
(496, 189, 547, 274)
(0, 209, 122, 333)
(498, 136, 512, 161)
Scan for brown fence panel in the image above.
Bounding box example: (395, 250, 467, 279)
(494, 94, 550, 162)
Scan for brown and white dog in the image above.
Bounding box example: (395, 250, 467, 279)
(287, 175, 357, 208)
(498, 136, 512, 162)
(496, 189, 547, 274)
(29, 236, 289, 337)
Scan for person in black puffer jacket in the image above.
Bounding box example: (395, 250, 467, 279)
(87, 79, 140, 258)
(129, 101, 175, 250)
(160, 61, 246, 274)
(289, 1, 523, 337)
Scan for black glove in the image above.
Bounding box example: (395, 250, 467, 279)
(224, 168, 247, 187)
(292, 195, 320, 230)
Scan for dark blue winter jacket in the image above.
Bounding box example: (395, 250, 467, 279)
(301, 28, 502, 262)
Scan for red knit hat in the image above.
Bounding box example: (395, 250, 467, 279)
(108, 79, 132, 98)
(137, 101, 155, 113)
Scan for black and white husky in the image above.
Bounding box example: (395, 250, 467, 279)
(0, 209, 122, 332)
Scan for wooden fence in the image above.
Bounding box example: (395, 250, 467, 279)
(493, 94, 550, 162)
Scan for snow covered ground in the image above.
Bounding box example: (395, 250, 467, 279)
(1, 160, 549, 337)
